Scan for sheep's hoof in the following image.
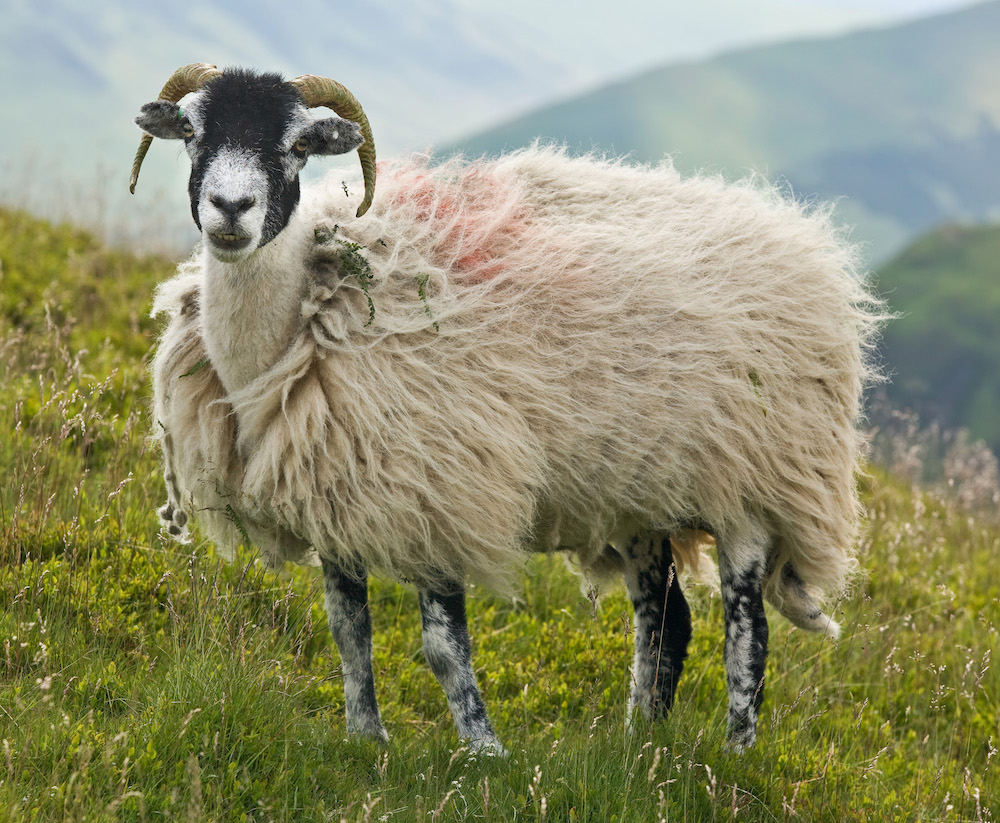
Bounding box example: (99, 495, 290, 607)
(724, 721, 757, 754)
(347, 720, 389, 745)
(467, 736, 507, 758)
(158, 501, 190, 540)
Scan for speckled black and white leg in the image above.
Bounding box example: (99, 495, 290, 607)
(717, 528, 770, 751)
(321, 558, 388, 742)
(418, 583, 500, 752)
(623, 535, 693, 725)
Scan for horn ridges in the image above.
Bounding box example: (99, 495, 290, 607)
(290, 74, 376, 218)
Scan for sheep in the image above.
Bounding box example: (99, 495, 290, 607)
(132, 63, 883, 752)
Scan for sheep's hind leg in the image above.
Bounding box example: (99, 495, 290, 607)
(623, 534, 693, 726)
(418, 583, 501, 752)
(717, 526, 770, 751)
(321, 558, 388, 742)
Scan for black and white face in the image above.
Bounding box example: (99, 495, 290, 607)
(135, 69, 364, 263)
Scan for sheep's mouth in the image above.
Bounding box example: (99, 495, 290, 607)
(209, 232, 252, 252)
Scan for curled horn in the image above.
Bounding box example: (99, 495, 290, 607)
(129, 62, 223, 194)
(290, 74, 376, 218)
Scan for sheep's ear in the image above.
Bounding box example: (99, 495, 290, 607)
(135, 101, 187, 140)
(306, 116, 364, 156)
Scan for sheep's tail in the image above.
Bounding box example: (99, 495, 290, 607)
(669, 528, 720, 590)
(672, 530, 842, 639)
(766, 561, 842, 639)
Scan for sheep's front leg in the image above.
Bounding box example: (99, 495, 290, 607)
(717, 531, 770, 751)
(321, 558, 388, 742)
(418, 584, 500, 751)
(624, 535, 693, 725)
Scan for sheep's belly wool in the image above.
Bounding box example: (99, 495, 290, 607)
(152, 147, 881, 602)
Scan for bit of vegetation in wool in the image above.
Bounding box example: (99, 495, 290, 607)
(415, 273, 439, 332)
(314, 225, 376, 327)
(180, 357, 211, 378)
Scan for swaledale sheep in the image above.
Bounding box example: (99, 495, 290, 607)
(132, 64, 882, 752)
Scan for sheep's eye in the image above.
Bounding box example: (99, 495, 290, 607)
(292, 138, 309, 157)
(181, 122, 195, 140)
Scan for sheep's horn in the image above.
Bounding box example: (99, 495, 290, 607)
(129, 62, 223, 194)
(290, 74, 376, 218)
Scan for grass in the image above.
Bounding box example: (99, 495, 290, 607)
(1, 206, 997, 821)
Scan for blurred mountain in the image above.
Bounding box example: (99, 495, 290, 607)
(450, 1, 1000, 264)
(876, 221, 1000, 450)
(1, 0, 995, 260)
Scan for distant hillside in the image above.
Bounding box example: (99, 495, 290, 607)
(876, 221, 1000, 449)
(451, 0, 1000, 264)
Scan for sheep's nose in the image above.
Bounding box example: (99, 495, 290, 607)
(210, 194, 256, 220)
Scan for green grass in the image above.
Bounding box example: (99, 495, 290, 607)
(1, 207, 997, 821)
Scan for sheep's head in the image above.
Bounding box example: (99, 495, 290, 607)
(131, 64, 376, 263)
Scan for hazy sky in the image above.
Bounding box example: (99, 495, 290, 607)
(301, 0, 985, 152)
(453, 0, 980, 97)
(0, 0, 984, 247)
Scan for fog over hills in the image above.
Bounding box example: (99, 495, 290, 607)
(0, 0, 990, 258)
(451, 0, 1000, 264)
(0, 0, 576, 249)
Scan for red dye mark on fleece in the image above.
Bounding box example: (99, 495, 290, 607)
(382, 162, 532, 282)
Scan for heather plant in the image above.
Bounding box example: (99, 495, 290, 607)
(1, 208, 997, 821)
(869, 397, 1000, 520)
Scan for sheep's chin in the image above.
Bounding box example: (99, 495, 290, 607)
(205, 232, 257, 263)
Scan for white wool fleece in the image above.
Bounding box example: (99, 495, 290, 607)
(152, 146, 884, 604)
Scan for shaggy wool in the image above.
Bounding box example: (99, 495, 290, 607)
(152, 146, 884, 615)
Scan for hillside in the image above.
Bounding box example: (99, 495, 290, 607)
(876, 221, 1000, 449)
(451, 0, 1000, 263)
(1, 208, 998, 820)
